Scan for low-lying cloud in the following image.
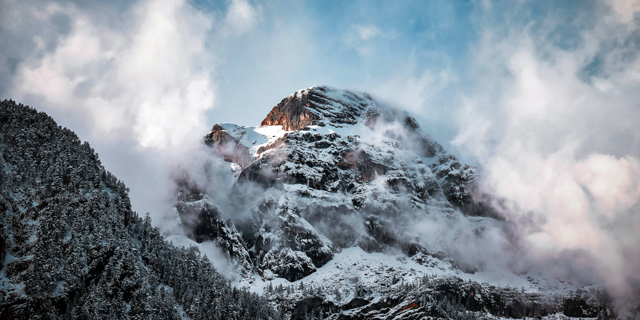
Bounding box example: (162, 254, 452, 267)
(2, 0, 639, 314)
(452, 0, 640, 312)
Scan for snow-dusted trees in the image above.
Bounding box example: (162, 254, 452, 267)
(0, 100, 277, 319)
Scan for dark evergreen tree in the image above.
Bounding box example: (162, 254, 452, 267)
(0, 100, 277, 319)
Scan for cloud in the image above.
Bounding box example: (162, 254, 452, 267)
(372, 62, 455, 115)
(452, 0, 640, 307)
(607, 0, 640, 24)
(222, 0, 261, 36)
(0, 0, 223, 254)
(355, 24, 380, 40)
(344, 24, 395, 57)
(10, 0, 214, 151)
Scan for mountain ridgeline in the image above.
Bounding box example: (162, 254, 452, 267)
(0, 100, 278, 319)
(0, 86, 617, 320)
(176, 86, 614, 319)
(185, 86, 482, 281)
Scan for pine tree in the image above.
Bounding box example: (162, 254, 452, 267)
(0, 100, 277, 319)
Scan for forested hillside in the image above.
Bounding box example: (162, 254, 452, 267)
(0, 100, 278, 319)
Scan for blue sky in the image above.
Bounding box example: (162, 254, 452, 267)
(206, 0, 478, 123)
(0, 0, 622, 151)
(207, 0, 478, 122)
(188, 0, 604, 147)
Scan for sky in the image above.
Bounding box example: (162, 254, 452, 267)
(2, 0, 640, 310)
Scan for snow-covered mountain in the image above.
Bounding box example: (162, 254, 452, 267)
(187, 86, 471, 280)
(175, 86, 612, 319)
(0, 90, 620, 319)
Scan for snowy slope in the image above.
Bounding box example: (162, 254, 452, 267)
(176, 86, 610, 319)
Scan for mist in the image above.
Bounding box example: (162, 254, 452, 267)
(450, 0, 640, 314)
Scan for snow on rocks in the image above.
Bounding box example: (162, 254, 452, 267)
(191, 86, 485, 282)
(177, 86, 609, 319)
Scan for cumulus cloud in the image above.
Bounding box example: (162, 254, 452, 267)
(452, 0, 640, 307)
(0, 0, 224, 236)
(10, 0, 214, 151)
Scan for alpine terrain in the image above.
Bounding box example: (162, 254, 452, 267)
(0, 86, 623, 320)
(0, 100, 278, 319)
(173, 86, 617, 319)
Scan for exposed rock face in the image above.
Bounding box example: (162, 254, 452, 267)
(182, 86, 482, 281)
(562, 297, 600, 318)
(260, 93, 320, 131)
(173, 175, 254, 275)
(248, 200, 334, 281)
(203, 124, 253, 168)
(429, 154, 477, 207)
(260, 86, 371, 130)
(176, 195, 253, 274)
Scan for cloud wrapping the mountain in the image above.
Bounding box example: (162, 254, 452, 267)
(452, 0, 640, 307)
(2, 0, 639, 312)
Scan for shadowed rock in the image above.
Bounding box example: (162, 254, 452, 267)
(203, 124, 253, 167)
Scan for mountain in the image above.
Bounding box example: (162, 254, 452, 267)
(0, 100, 278, 319)
(176, 86, 613, 319)
(0, 88, 616, 319)
(189, 86, 460, 281)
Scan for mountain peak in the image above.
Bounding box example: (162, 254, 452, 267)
(260, 86, 374, 130)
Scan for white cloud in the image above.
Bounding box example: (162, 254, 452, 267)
(344, 24, 395, 57)
(373, 67, 455, 115)
(453, 1, 640, 302)
(222, 0, 261, 36)
(11, 0, 214, 151)
(608, 0, 640, 24)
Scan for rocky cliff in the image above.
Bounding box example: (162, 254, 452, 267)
(173, 86, 612, 319)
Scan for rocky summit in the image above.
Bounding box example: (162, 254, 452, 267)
(179, 86, 476, 280)
(173, 86, 611, 319)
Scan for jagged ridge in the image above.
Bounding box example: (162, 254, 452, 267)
(175, 86, 611, 319)
(187, 86, 464, 282)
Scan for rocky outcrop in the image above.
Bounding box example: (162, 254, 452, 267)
(260, 86, 372, 130)
(250, 202, 334, 282)
(260, 92, 320, 130)
(429, 154, 477, 207)
(174, 177, 253, 274)
(203, 124, 253, 168)
(192, 86, 480, 281)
